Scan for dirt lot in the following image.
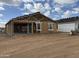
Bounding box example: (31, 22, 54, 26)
(0, 33, 79, 58)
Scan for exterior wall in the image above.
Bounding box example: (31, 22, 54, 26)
(41, 21, 57, 33)
(6, 21, 14, 35)
(58, 22, 76, 32)
(75, 21, 79, 32)
(53, 23, 58, 32)
(6, 23, 11, 34)
(75, 21, 78, 30)
(13, 20, 58, 33)
(6, 20, 57, 34)
(41, 21, 48, 33)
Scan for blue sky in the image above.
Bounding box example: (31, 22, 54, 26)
(0, 0, 79, 25)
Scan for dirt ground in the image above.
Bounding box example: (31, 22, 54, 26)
(0, 33, 79, 58)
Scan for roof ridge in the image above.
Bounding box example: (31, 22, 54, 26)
(57, 16, 79, 23)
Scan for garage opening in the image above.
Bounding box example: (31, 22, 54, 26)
(14, 23, 32, 34)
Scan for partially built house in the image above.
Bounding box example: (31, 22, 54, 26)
(5, 12, 57, 35)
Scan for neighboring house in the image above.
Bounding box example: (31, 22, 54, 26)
(0, 23, 5, 32)
(5, 12, 57, 35)
(57, 16, 79, 32)
(0, 27, 5, 32)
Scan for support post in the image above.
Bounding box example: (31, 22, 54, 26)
(27, 23, 29, 34)
(32, 22, 33, 34)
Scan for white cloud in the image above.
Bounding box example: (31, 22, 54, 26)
(62, 9, 79, 18)
(12, 0, 22, 6)
(72, 11, 78, 14)
(21, 0, 52, 18)
(0, 14, 3, 17)
(54, 7, 62, 13)
(44, 3, 51, 10)
(24, 3, 33, 10)
(62, 10, 72, 18)
(54, 0, 78, 4)
(73, 8, 79, 12)
(34, 0, 45, 2)
(52, 10, 55, 13)
(46, 0, 50, 2)
(53, 3, 63, 8)
(22, 2, 46, 15)
(0, 3, 4, 6)
(22, 0, 52, 15)
(0, 0, 22, 6)
(34, 3, 44, 12)
(0, 7, 5, 10)
(55, 7, 61, 12)
(52, 7, 63, 14)
(0, 23, 5, 28)
(22, 0, 79, 20)
(44, 11, 50, 16)
(23, 12, 30, 15)
(22, 0, 45, 3)
(24, 2, 51, 14)
(53, 18, 58, 20)
(22, 0, 33, 3)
